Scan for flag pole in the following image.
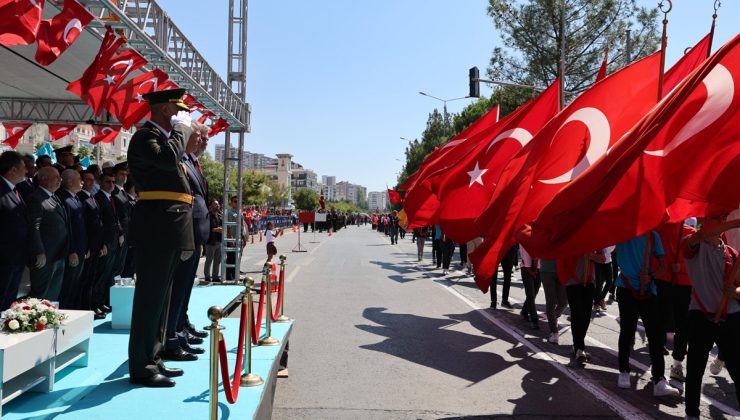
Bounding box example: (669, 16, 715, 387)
(707, 0, 720, 56)
(558, 0, 566, 110)
(656, 0, 672, 101)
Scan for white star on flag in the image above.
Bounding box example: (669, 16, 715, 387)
(467, 162, 488, 187)
(104, 74, 116, 85)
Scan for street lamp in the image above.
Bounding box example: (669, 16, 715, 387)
(418, 92, 470, 135)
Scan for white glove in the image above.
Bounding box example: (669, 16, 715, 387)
(171, 110, 192, 128)
(35, 254, 47, 269)
(180, 250, 194, 261)
(69, 253, 79, 268)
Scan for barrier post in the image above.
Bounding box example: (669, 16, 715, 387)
(275, 254, 290, 323)
(240, 277, 264, 387)
(205, 306, 225, 420)
(259, 262, 280, 346)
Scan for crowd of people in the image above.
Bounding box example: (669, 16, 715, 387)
(385, 214, 740, 419)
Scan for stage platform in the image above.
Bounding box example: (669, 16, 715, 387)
(3, 286, 293, 420)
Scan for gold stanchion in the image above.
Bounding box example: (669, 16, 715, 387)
(259, 262, 280, 346)
(275, 254, 290, 323)
(240, 277, 264, 387)
(205, 306, 225, 420)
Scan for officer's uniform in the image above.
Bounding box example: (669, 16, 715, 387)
(127, 90, 194, 381)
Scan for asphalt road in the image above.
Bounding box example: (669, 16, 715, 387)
(259, 226, 738, 419)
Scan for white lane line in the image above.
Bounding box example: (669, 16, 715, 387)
(439, 284, 651, 420)
(285, 265, 302, 283)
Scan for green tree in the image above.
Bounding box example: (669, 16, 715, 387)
(396, 109, 451, 188)
(201, 152, 226, 204)
(330, 200, 361, 214)
(293, 188, 319, 211)
(487, 0, 660, 98)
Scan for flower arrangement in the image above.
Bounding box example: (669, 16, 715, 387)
(2, 298, 67, 333)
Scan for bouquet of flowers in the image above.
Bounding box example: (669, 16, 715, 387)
(2, 298, 67, 333)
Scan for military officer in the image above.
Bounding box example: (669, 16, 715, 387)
(127, 88, 195, 388)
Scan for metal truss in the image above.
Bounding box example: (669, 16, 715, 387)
(0, 97, 120, 124)
(82, 0, 251, 130)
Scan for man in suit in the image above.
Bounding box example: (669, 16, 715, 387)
(0, 151, 30, 310)
(120, 179, 137, 278)
(57, 170, 88, 309)
(127, 88, 194, 387)
(28, 167, 68, 301)
(78, 170, 105, 318)
(162, 122, 210, 361)
(111, 162, 133, 280)
(93, 172, 121, 315)
(16, 154, 36, 201)
(53, 145, 76, 175)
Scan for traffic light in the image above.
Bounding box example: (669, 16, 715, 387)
(469, 66, 480, 98)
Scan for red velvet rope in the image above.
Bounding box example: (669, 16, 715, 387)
(250, 280, 266, 344)
(216, 302, 249, 404)
(271, 265, 285, 321)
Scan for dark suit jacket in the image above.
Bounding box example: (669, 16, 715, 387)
(128, 122, 194, 251)
(78, 190, 104, 255)
(0, 179, 30, 265)
(112, 186, 133, 238)
(16, 178, 34, 202)
(183, 153, 209, 245)
(57, 189, 88, 257)
(94, 190, 121, 251)
(27, 188, 69, 262)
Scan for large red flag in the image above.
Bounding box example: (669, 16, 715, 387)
(519, 34, 740, 259)
(435, 80, 560, 243)
(107, 69, 169, 129)
(208, 118, 229, 137)
(34, 0, 94, 65)
(2, 122, 32, 148)
(403, 105, 500, 228)
(470, 35, 712, 292)
(596, 49, 608, 82)
(67, 27, 146, 115)
(47, 123, 76, 140)
(388, 189, 402, 204)
(89, 125, 120, 145)
(0, 0, 45, 46)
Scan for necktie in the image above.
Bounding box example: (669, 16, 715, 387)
(12, 187, 20, 202)
(194, 156, 203, 175)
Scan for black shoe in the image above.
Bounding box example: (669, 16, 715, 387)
(130, 374, 175, 388)
(160, 349, 198, 361)
(159, 366, 184, 378)
(101, 304, 112, 313)
(490, 301, 497, 309)
(94, 311, 106, 320)
(501, 301, 513, 309)
(532, 322, 540, 330)
(187, 334, 204, 345)
(520, 310, 530, 321)
(181, 343, 205, 355)
(186, 326, 208, 339)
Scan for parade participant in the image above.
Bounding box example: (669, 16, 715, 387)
(388, 210, 399, 245)
(120, 179, 138, 278)
(77, 170, 104, 317)
(35, 154, 52, 170)
(127, 88, 194, 387)
(561, 251, 606, 365)
(519, 245, 541, 330)
(0, 151, 30, 310)
(491, 244, 518, 309)
(413, 226, 428, 262)
(459, 242, 467, 271)
(92, 172, 121, 315)
(440, 229, 455, 275)
(28, 166, 68, 301)
(111, 162, 133, 280)
(53, 145, 76, 174)
(265, 221, 283, 262)
(539, 259, 567, 344)
(16, 154, 35, 200)
(204, 200, 223, 282)
(614, 231, 679, 397)
(56, 170, 87, 309)
(162, 121, 210, 362)
(225, 196, 244, 280)
(592, 246, 615, 311)
(683, 215, 740, 420)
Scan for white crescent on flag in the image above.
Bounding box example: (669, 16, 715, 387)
(485, 128, 533, 153)
(644, 64, 734, 157)
(111, 59, 134, 75)
(63, 19, 83, 45)
(539, 107, 611, 185)
(101, 127, 114, 135)
(138, 77, 159, 92)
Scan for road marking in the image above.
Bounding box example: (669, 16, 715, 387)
(286, 265, 302, 283)
(438, 284, 651, 420)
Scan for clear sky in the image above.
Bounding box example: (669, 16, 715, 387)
(157, 0, 738, 193)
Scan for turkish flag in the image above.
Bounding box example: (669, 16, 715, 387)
(435, 80, 560, 243)
(403, 105, 500, 228)
(90, 125, 120, 145)
(197, 110, 215, 124)
(0, 0, 45, 46)
(596, 49, 608, 82)
(107, 69, 169, 129)
(47, 123, 76, 140)
(469, 37, 710, 292)
(2, 122, 32, 148)
(209, 118, 229, 137)
(388, 189, 402, 204)
(156, 80, 180, 91)
(67, 27, 146, 115)
(34, 0, 94, 65)
(184, 95, 207, 113)
(518, 34, 740, 259)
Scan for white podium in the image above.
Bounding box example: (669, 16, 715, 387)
(110, 286, 135, 330)
(0, 310, 93, 415)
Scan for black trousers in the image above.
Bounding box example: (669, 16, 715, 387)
(59, 258, 85, 309)
(459, 243, 467, 265)
(92, 249, 117, 309)
(491, 245, 517, 303)
(685, 311, 740, 417)
(441, 240, 455, 269)
(226, 249, 237, 281)
(616, 287, 665, 382)
(165, 247, 200, 350)
(30, 258, 65, 302)
(521, 268, 542, 322)
(656, 281, 692, 361)
(566, 283, 594, 351)
(0, 263, 24, 311)
(129, 244, 180, 379)
(78, 255, 99, 310)
(433, 239, 441, 267)
(593, 262, 613, 304)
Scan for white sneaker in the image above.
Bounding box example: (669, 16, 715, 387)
(653, 379, 680, 397)
(618, 372, 631, 389)
(709, 357, 724, 375)
(442, 269, 448, 275)
(547, 333, 559, 344)
(575, 349, 588, 364)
